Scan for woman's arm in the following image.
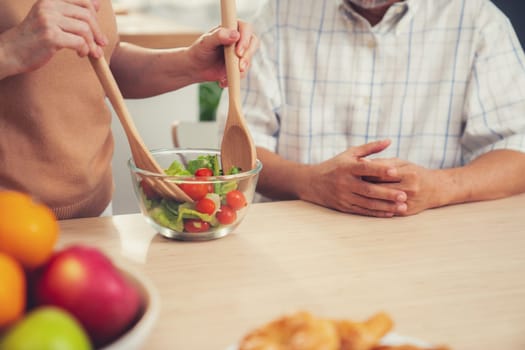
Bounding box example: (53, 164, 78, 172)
(109, 22, 258, 98)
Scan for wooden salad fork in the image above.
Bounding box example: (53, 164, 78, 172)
(89, 55, 192, 203)
(219, 0, 257, 174)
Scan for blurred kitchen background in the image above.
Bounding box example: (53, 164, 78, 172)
(109, 0, 268, 214)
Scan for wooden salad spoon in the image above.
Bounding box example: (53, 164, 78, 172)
(219, 0, 257, 174)
(89, 55, 192, 203)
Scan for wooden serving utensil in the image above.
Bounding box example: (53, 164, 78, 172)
(219, 0, 257, 173)
(89, 55, 192, 203)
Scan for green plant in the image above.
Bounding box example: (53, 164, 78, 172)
(198, 82, 223, 122)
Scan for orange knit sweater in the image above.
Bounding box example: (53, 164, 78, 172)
(0, 1, 119, 219)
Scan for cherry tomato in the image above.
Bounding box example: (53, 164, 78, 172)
(216, 205, 237, 225)
(195, 197, 216, 215)
(179, 182, 210, 201)
(195, 168, 213, 177)
(226, 190, 247, 211)
(184, 219, 210, 233)
(140, 179, 160, 200)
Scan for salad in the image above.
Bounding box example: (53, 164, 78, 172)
(139, 155, 247, 234)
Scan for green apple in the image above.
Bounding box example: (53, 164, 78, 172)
(0, 306, 92, 350)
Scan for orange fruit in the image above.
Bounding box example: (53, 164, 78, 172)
(0, 191, 59, 269)
(0, 252, 26, 329)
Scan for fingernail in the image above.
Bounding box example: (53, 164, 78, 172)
(238, 46, 245, 56)
(396, 192, 406, 202)
(397, 203, 407, 212)
(230, 30, 239, 39)
(103, 35, 109, 45)
(240, 60, 247, 71)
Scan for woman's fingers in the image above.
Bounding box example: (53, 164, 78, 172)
(61, 0, 107, 56)
(236, 21, 259, 74)
(57, 16, 102, 57)
(239, 33, 258, 75)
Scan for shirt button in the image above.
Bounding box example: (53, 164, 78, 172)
(367, 40, 377, 49)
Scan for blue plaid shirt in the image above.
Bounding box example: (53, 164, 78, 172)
(217, 0, 525, 169)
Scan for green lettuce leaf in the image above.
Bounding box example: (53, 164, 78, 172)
(165, 160, 191, 176)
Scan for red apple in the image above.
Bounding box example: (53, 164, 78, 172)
(32, 245, 143, 347)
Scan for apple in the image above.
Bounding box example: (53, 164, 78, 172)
(32, 245, 143, 347)
(0, 306, 91, 350)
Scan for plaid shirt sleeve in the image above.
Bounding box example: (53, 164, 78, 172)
(462, 0, 525, 163)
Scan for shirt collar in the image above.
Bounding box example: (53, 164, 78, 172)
(338, 0, 417, 33)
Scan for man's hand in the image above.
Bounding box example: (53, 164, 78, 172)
(366, 158, 445, 215)
(186, 21, 258, 87)
(300, 140, 409, 218)
(0, 0, 107, 78)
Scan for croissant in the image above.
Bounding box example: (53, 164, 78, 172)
(238, 311, 393, 350)
(238, 311, 451, 350)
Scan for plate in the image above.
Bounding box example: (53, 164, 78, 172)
(226, 332, 431, 350)
(379, 332, 431, 347)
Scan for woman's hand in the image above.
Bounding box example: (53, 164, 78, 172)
(186, 20, 259, 87)
(0, 0, 107, 78)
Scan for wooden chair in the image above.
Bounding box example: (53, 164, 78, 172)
(171, 120, 219, 149)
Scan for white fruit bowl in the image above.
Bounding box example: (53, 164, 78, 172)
(100, 268, 160, 350)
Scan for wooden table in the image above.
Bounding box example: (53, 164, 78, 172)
(58, 195, 525, 350)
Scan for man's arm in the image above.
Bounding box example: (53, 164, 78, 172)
(437, 149, 525, 205)
(374, 149, 525, 215)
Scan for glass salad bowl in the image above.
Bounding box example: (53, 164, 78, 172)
(128, 149, 262, 241)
